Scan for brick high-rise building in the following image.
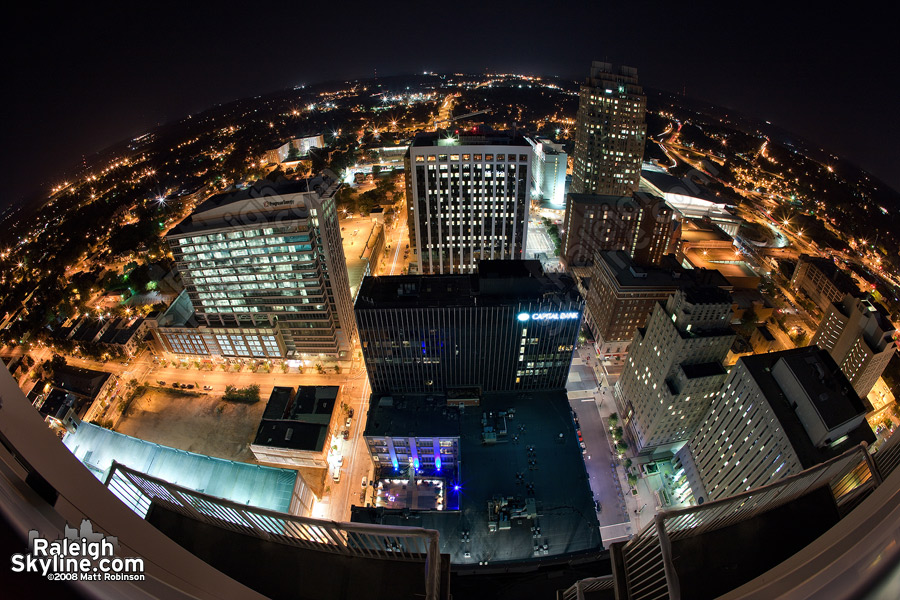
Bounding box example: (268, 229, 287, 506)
(561, 192, 675, 267)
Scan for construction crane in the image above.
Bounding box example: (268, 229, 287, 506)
(433, 109, 492, 131)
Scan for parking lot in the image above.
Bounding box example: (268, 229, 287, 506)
(114, 386, 267, 462)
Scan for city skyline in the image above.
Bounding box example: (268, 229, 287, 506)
(4, 4, 900, 210)
(3, 8, 900, 597)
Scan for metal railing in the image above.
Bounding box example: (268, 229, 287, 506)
(618, 443, 876, 600)
(105, 462, 442, 600)
(560, 575, 616, 600)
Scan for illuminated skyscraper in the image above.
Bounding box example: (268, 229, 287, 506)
(615, 286, 734, 456)
(163, 173, 356, 359)
(570, 61, 646, 196)
(354, 260, 582, 394)
(676, 347, 875, 504)
(810, 294, 896, 397)
(405, 127, 533, 274)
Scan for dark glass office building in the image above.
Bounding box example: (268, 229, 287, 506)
(355, 260, 583, 394)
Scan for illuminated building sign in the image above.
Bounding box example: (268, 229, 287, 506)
(517, 312, 579, 322)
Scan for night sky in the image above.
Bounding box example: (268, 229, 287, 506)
(4, 3, 898, 209)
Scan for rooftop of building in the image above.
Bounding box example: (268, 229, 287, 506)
(597, 251, 731, 292)
(38, 388, 82, 421)
(585, 61, 642, 91)
(796, 255, 857, 292)
(355, 260, 581, 310)
(776, 352, 867, 430)
(64, 423, 297, 513)
(640, 169, 721, 204)
(841, 294, 895, 333)
(567, 191, 665, 209)
(364, 395, 462, 439)
(169, 172, 339, 236)
(253, 386, 340, 452)
(52, 365, 112, 399)
(681, 219, 733, 243)
(681, 284, 733, 306)
(756, 325, 776, 342)
(354, 390, 603, 564)
(410, 126, 531, 148)
(738, 348, 875, 468)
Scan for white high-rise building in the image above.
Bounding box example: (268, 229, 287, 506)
(404, 126, 533, 274)
(615, 286, 734, 456)
(675, 347, 875, 505)
(527, 137, 567, 207)
(811, 294, 896, 398)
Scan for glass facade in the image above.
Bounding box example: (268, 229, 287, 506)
(166, 175, 356, 358)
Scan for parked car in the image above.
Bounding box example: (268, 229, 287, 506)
(185, 384, 195, 389)
(172, 382, 180, 388)
(345, 417, 352, 428)
(361, 477, 367, 489)
(203, 385, 212, 391)
(342, 430, 349, 440)
(157, 380, 166, 386)
(348, 408, 354, 418)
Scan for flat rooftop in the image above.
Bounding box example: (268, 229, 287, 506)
(64, 423, 296, 513)
(253, 386, 339, 452)
(776, 352, 866, 430)
(739, 348, 875, 468)
(53, 365, 112, 399)
(355, 260, 580, 309)
(365, 395, 462, 439)
(169, 173, 338, 236)
(411, 126, 531, 148)
(353, 391, 603, 564)
(681, 219, 733, 243)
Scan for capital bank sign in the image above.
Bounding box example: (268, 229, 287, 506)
(517, 312, 579, 322)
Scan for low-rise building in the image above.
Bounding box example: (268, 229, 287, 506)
(250, 386, 342, 469)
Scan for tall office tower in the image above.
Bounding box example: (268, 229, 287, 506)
(811, 294, 896, 397)
(355, 260, 582, 394)
(570, 62, 646, 196)
(527, 137, 568, 207)
(584, 250, 731, 363)
(615, 286, 735, 456)
(404, 126, 533, 274)
(561, 192, 675, 267)
(165, 173, 357, 359)
(676, 347, 875, 504)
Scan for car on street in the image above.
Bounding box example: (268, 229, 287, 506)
(342, 430, 350, 440)
(172, 382, 181, 388)
(203, 385, 212, 390)
(361, 477, 367, 488)
(158, 380, 166, 385)
(345, 417, 352, 428)
(186, 384, 195, 389)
